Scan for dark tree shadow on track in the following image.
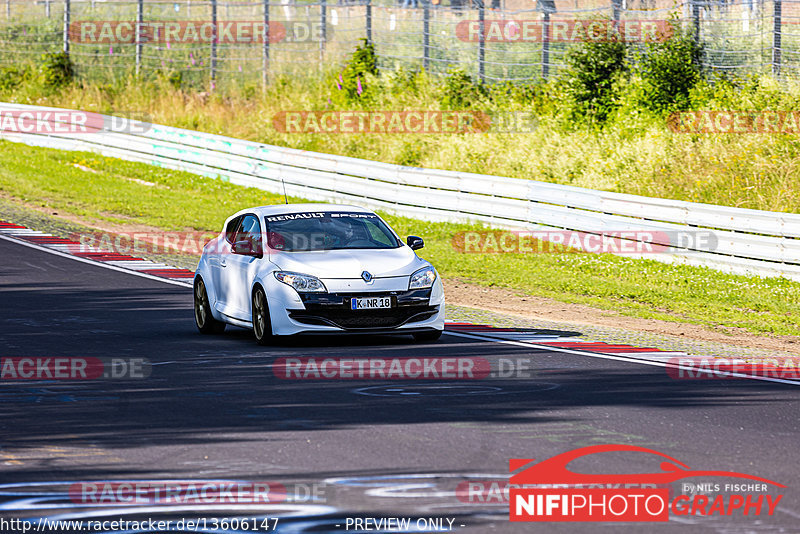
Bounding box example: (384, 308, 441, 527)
(0, 267, 797, 495)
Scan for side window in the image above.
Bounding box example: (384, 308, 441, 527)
(235, 215, 263, 253)
(225, 216, 242, 244)
(364, 221, 395, 247)
(365, 219, 394, 246)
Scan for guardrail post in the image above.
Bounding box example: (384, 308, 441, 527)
(135, 0, 143, 76)
(366, 0, 372, 43)
(477, 0, 484, 83)
(211, 0, 217, 88)
(63, 0, 70, 54)
(263, 0, 270, 87)
(423, 1, 430, 71)
(773, 0, 782, 77)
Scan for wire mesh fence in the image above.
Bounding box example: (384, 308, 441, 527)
(0, 0, 797, 87)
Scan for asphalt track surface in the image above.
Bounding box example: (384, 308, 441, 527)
(1, 236, 800, 533)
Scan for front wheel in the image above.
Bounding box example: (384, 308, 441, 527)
(194, 277, 225, 334)
(252, 286, 273, 346)
(412, 329, 443, 343)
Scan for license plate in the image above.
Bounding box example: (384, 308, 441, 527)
(351, 297, 392, 310)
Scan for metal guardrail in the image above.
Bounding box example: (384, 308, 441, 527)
(2, 101, 800, 280)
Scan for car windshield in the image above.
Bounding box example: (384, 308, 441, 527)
(264, 211, 401, 251)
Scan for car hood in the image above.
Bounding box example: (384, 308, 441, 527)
(269, 247, 427, 279)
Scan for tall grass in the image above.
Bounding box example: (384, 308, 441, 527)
(3, 41, 800, 214)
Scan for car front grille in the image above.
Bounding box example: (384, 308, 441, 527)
(290, 289, 436, 330)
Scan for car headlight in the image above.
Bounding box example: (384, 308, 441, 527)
(409, 266, 436, 290)
(275, 271, 327, 292)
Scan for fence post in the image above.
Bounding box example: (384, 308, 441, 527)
(541, 10, 549, 79)
(612, 0, 621, 24)
(423, 1, 430, 71)
(320, 0, 326, 64)
(478, 0, 484, 82)
(691, 0, 700, 41)
(263, 0, 270, 87)
(538, 1, 554, 80)
(63, 0, 70, 54)
(135, 0, 143, 76)
(366, 0, 372, 43)
(211, 0, 217, 87)
(5, 0, 9, 21)
(46, 0, 51, 18)
(773, 0, 782, 77)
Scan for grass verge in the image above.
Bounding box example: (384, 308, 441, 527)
(2, 138, 799, 338)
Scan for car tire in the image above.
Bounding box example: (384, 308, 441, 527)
(412, 329, 443, 343)
(252, 286, 273, 346)
(194, 277, 226, 334)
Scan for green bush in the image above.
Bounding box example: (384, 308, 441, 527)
(637, 29, 703, 114)
(561, 36, 628, 124)
(439, 68, 487, 110)
(335, 39, 379, 102)
(39, 52, 74, 89)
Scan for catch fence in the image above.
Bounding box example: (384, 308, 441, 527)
(1, 1, 798, 86)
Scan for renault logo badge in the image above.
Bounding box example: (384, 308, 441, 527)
(361, 271, 373, 282)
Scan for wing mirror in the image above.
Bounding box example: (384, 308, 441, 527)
(406, 235, 424, 251)
(232, 239, 261, 257)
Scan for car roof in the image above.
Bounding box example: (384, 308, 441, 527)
(236, 204, 374, 218)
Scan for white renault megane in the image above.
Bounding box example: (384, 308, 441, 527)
(193, 204, 445, 345)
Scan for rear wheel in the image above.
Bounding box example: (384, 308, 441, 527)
(412, 329, 443, 343)
(252, 286, 273, 346)
(194, 277, 225, 334)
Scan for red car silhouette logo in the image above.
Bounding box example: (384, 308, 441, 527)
(510, 444, 785, 487)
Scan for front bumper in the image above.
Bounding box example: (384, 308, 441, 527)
(265, 276, 445, 336)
